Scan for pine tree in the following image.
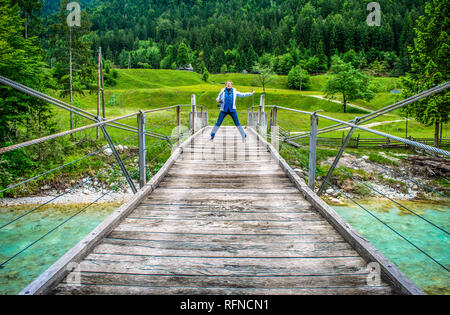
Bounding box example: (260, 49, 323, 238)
(0, 0, 53, 144)
(401, 0, 449, 149)
(49, 0, 95, 98)
(176, 42, 190, 68)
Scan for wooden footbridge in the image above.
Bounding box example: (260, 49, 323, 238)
(19, 126, 424, 295)
(3, 77, 449, 295)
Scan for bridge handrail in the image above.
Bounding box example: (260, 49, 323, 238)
(250, 82, 450, 279)
(288, 81, 450, 140)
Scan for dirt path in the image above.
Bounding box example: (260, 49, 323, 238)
(304, 95, 374, 113)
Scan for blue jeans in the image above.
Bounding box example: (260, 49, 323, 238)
(211, 110, 246, 139)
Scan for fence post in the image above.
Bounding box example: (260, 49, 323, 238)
(308, 113, 318, 191)
(191, 94, 196, 134)
(272, 106, 279, 151)
(259, 94, 265, 128)
(138, 111, 146, 189)
(177, 105, 181, 147)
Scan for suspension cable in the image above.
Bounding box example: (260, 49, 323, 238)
(322, 178, 449, 273)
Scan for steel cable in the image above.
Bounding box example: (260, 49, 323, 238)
(322, 178, 449, 273)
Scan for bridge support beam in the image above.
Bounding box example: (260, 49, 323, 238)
(138, 111, 146, 189)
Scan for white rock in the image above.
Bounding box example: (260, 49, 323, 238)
(326, 188, 334, 194)
(104, 148, 113, 156)
(117, 145, 124, 152)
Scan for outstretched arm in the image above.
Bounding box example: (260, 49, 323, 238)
(236, 91, 254, 97)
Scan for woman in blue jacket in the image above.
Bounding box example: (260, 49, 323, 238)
(211, 81, 253, 142)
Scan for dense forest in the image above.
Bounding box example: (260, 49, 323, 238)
(37, 0, 426, 76)
(1, 0, 447, 142)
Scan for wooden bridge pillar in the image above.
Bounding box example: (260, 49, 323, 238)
(308, 113, 318, 191)
(137, 111, 146, 189)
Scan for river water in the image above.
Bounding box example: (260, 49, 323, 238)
(0, 199, 448, 295)
(0, 203, 120, 295)
(332, 199, 449, 295)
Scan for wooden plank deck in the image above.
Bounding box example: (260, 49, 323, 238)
(47, 126, 397, 295)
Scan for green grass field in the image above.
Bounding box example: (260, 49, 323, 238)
(57, 69, 442, 141)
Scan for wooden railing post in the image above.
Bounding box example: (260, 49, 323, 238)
(258, 94, 265, 128)
(308, 113, 318, 191)
(177, 105, 181, 147)
(138, 110, 146, 189)
(272, 106, 279, 151)
(191, 94, 196, 134)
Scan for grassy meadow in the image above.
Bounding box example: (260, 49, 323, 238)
(59, 69, 443, 141)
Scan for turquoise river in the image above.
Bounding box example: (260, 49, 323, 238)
(0, 199, 448, 295)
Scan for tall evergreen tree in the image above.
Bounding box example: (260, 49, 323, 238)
(176, 42, 190, 68)
(0, 0, 53, 144)
(401, 0, 449, 149)
(49, 0, 95, 98)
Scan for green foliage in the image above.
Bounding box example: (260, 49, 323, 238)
(252, 62, 275, 94)
(176, 42, 190, 68)
(401, 0, 449, 147)
(324, 56, 376, 113)
(287, 66, 310, 90)
(48, 0, 95, 97)
(201, 67, 210, 83)
(0, 0, 54, 144)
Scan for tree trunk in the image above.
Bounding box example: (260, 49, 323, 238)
(434, 119, 440, 151)
(343, 94, 347, 113)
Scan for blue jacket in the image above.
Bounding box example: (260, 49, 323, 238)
(217, 88, 252, 112)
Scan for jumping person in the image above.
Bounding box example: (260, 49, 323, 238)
(210, 81, 253, 142)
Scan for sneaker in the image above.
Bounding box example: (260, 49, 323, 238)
(242, 134, 247, 143)
(210, 136, 214, 142)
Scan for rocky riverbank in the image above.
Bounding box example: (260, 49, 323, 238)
(294, 152, 448, 205)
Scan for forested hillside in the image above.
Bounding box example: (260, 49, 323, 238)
(40, 0, 426, 76)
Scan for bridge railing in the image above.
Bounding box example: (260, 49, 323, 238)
(247, 81, 449, 291)
(0, 77, 209, 273)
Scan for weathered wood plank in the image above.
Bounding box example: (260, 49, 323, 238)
(157, 181, 295, 189)
(152, 187, 301, 195)
(114, 218, 334, 235)
(92, 242, 358, 258)
(101, 237, 351, 252)
(51, 283, 393, 295)
(59, 272, 388, 290)
(107, 231, 346, 243)
(134, 203, 315, 213)
(81, 254, 367, 276)
(129, 209, 321, 221)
